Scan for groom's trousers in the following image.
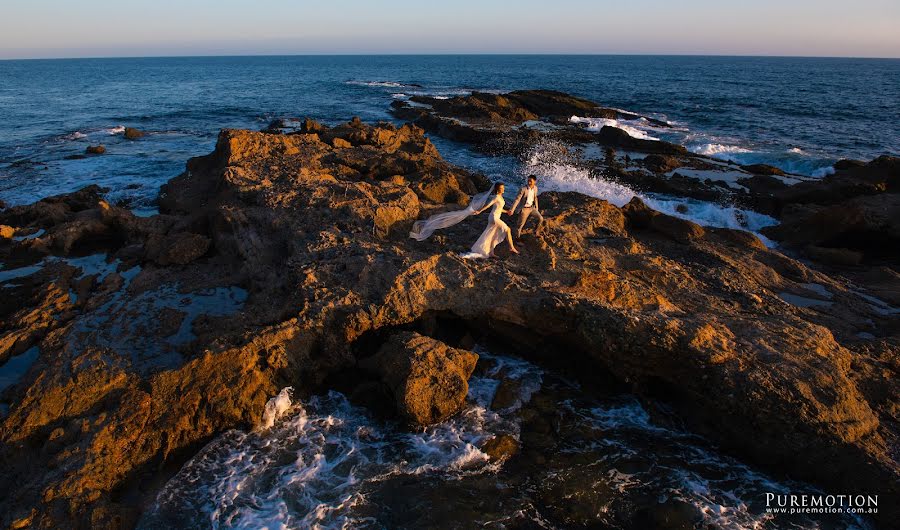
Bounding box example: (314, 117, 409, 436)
(516, 206, 544, 237)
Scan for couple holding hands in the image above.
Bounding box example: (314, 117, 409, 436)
(410, 175, 544, 259)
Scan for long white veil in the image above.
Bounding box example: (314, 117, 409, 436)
(409, 190, 494, 241)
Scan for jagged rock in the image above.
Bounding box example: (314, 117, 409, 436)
(742, 163, 785, 176)
(804, 245, 864, 266)
(481, 434, 519, 461)
(301, 117, 326, 133)
(143, 232, 211, 266)
(362, 332, 478, 426)
(595, 126, 687, 155)
(490, 378, 522, 410)
(1, 118, 897, 529)
(765, 193, 900, 261)
(123, 127, 144, 140)
(642, 154, 682, 173)
(622, 196, 705, 242)
(775, 155, 899, 206)
(649, 212, 706, 243)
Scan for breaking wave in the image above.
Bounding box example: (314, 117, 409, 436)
(569, 115, 660, 141)
(523, 143, 779, 243)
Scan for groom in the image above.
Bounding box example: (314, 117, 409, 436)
(507, 175, 544, 238)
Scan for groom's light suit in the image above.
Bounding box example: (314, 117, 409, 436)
(508, 183, 544, 238)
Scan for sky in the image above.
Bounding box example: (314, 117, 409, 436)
(1, 0, 899, 59)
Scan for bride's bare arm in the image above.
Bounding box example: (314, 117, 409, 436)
(474, 197, 497, 215)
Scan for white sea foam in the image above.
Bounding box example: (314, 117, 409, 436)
(142, 349, 536, 529)
(346, 80, 409, 88)
(690, 142, 753, 158)
(810, 165, 836, 178)
(142, 348, 868, 530)
(104, 125, 126, 135)
(523, 144, 779, 243)
(569, 115, 659, 141)
(259, 387, 294, 430)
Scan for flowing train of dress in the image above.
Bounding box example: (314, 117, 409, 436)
(409, 190, 492, 241)
(461, 195, 510, 259)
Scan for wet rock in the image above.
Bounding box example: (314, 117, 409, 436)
(262, 118, 289, 133)
(85, 145, 106, 155)
(143, 232, 211, 266)
(804, 245, 864, 266)
(775, 155, 899, 206)
(742, 163, 785, 176)
(123, 127, 144, 140)
(834, 159, 866, 170)
(490, 378, 522, 410)
(595, 125, 687, 155)
(362, 332, 478, 426)
(480, 434, 519, 461)
(643, 154, 682, 173)
(300, 117, 326, 133)
(765, 193, 900, 262)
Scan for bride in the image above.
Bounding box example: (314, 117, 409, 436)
(409, 182, 519, 258)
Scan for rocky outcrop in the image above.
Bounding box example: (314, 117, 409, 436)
(1, 119, 897, 529)
(362, 331, 478, 426)
(86, 145, 106, 155)
(123, 127, 144, 140)
(762, 156, 900, 263)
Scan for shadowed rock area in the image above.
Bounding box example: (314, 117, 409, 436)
(0, 115, 897, 529)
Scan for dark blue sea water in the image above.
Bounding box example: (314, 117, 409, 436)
(1, 55, 898, 213)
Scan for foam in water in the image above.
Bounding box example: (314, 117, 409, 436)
(141, 349, 533, 529)
(523, 143, 779, 244)
(569, 115, 660, 141)
(258, 387, 294, 430)
(687, 140, 837, 177)
(690, 142, 753, 157)
(142, 349, 870, 529)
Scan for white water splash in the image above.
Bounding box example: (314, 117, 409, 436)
(569, 115, 660, 141)
(259, 386, 294, 430)
(523, 143, 779, 244)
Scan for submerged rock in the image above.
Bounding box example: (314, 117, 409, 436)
(480, 434, 519, 461)
(85, 144, 106, 155)
(123, 127, 144, 140)
(362, 331, 478, 426)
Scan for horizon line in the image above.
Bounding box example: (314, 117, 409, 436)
(3, 52, 900, 62)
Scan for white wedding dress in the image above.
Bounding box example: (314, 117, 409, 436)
(461, 195, 511, 259)
(409, 190, 510, 259)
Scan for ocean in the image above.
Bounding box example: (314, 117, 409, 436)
(1, 55, 898, 217)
